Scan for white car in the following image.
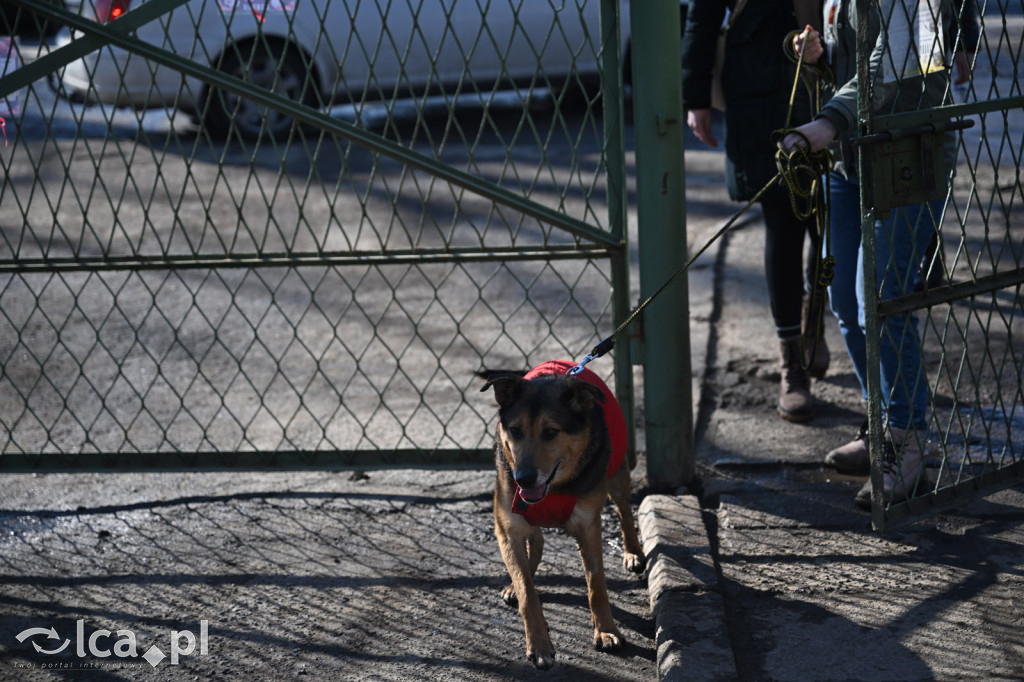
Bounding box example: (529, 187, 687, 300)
(57, 0, 686, 139)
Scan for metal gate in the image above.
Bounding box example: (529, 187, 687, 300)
(856, 0, 1024, 529)
(0, 0, 639, 471)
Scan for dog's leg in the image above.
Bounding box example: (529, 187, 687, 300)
(573, 512, 624, 652)
(496, 517, 555, 669)
(606, 464, 646, 573)
(501, 529, 543, 606)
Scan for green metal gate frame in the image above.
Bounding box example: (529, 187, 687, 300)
(0, 0, 675, 475)
(855, 0, 1024, 530)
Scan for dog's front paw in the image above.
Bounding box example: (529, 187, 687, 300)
(593, 629, 624, 652)
(500, 585, 517, 606)
(527, 642, 556, 670)
(623, 551, 646, 574)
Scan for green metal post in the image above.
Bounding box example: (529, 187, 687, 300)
(600, 0, 636, 468)
(628, 0, 693, 490)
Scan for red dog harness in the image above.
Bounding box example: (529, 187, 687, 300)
(511, 360, 627, 527)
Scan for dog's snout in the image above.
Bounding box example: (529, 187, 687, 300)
(514, 469, 539, 490)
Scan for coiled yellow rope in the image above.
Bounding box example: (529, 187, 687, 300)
(775, 27, 837, 369)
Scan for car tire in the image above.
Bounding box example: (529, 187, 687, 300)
(202, 40, 316, 141)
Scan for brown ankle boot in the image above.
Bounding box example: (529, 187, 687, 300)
(824, 419, 869, 474)
(803, 289, 830, 379)
(778, 337, 814, 423)
(854, 427, 926, 510)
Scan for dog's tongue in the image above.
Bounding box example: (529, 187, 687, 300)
(518, 485, 547, 504)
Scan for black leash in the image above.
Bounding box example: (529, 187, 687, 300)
(565, 177, 779, 376)
(567, 28, 836, 377)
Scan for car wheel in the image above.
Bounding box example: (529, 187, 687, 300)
(203, 40, 315, 141)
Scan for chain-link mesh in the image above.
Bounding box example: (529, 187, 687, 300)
(859, 0, 1023, 529)
(0, 0, 631, 469)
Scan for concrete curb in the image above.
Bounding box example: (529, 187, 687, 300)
(638, 494, 735, 682)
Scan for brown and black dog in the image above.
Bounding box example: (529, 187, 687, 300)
(480, 360, 646, 670)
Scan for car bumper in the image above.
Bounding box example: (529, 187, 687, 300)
(55, 35, 198, 110)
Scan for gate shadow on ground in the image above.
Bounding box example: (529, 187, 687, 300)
(0, 479, 656, 680)
(703, 477, 1024, 680)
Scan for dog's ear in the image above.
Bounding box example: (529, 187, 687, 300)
(563, 378, 605, 416)
(474, 369, 527, 381)
(480, 373, 524, 408)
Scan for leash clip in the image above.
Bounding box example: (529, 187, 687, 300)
(565, 353, 596, 376)
(564, 337, 615, 376)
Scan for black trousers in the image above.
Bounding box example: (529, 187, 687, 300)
(757, 181, 821, 339)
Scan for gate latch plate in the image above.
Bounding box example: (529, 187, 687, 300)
(853, 115, 974, 216)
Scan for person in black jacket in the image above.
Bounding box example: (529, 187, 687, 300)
(682, 0, 828, 423)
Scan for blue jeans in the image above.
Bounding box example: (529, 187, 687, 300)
(827, 172, 941, 431)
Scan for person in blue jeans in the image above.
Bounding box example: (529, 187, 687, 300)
(782, 0, 955, 508)
(825, 176, 943, 509)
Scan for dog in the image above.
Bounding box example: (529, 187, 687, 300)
(480, 359, 646, 670)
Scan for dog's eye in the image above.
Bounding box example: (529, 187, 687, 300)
(540, 428, 559, 441)
(507, 427, 524, 440)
